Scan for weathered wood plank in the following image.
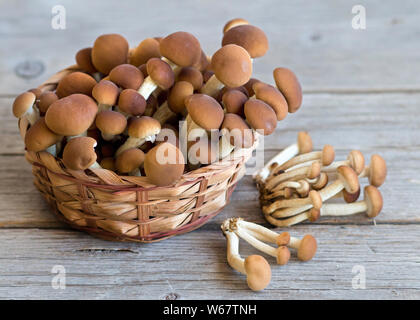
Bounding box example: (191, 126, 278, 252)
(1, 0, 420, 94)
(0, 225, 419, 299)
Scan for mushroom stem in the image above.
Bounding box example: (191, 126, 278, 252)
(26, 106, 39, 125)
(152, 102, 176, 125)
(200, 75, 225, 97)
(185, 114, 208, 141)
(116, 137, 148, 156)
(219, 134, 235, 159)
(137, 76, 158, 100)
(67, 131, 87, 141)
(225, 231, 246, 274)
(236, 219, 279, 243)
(97, 103, 112, 112)
(263, 190, 322, 214)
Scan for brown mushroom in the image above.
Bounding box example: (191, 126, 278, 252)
(222, 89, 248, 116)
(92, 80, 120, 112)
(129, 38, 161, 67)
(75, 47, 97, 74)
(12, 91, 38, 125)
(253, 82, 288, 121)
(201, 44, 252, 97)
(62, 137, 100, 170)
(55, 71, 97, 98)
(137, 57, 174, 99)
(144, 142, 185, 186)
(95, 110, 127, 141)
(109, 64, 144, 90)
(24, 118, 62, 156)
(159, 31, 202, 68)
(38, 91, 58, 114)
(359, 154, 387, 187)
(222, 24, 269, 58)
(273, 67, 302, 113)
(244, 98, 277, 136)
(116, 116, 161, 155)
(117, 89, 147, 117)
(177, 66, 203, 91)
(115, 148, 145, 176)
(223, 18, 249, 34)
(91, 34, 129, 74)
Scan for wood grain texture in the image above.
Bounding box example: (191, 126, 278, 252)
(0, 226, 419, 300)
(1, 0, 420, 95)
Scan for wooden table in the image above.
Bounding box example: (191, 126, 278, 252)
(1, 0, 419, 299)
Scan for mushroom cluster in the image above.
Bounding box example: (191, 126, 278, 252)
(13, 18, 304, 187)
(221, 217, 317, 291)
(254, 132, 387, 226)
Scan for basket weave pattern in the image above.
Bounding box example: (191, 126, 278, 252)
(20, 66, 257, 242)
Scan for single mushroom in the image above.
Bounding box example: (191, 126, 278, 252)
(318, 166, 360, 202)
(137, 57, 174, 99)
(129, 38, 161, 67)
(222, 89, 248, 116)
(219, 113, 254, 159)
(359, 154, 387, 187)
(253, 131, 313, 182)
(12, 91, 39, 125)
(24, 118, 62, 156)
(307, 172, 329, 190)
(243, 78, 261, 97)
(95, 110, 127, 141)
(273, 67, 302, 113)
(177, 66, 203, 91)
(117, 89, 147, 117)
(275, 144, 335, 172)
(109, 64, 144, 90)
(322, 150, 365, 175)
(45, 94, 98, 139)
(116, 116, 161, 156)
(223, 228, 271, 291)
(55, 71, 97, 98)
(264, 161, 321, 190)
(222, 24, 269, 59)
(152, 80, 194, 125)
(115, 148, 145, 176)
(38, 91, 58, 115)
(75, 47, 97, 74)
(185, 94, 225, 141)
(92, 80, 120, 112)
(252, 82, 288, 121)
(144, 142, 185, 186)
(201, 44, 252, 97)
(223, 18, 249, 34)
(91, 34, 129, 74)
(62, 137, 101, 170)
(244, 98, 277, 136)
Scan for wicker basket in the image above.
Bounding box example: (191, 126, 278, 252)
(19, 65, 258, 242)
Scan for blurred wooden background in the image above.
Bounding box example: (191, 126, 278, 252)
(0, 0, 419, 299)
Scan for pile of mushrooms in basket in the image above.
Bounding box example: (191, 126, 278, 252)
(13, 18, 387, 291)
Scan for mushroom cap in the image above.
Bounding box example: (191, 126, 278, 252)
(28, 88, 42, 99)
(91, 33, 129, 74)
(343, 188, 361, 203)
(45, 94, 98, 136)
(56, 71, 97, 98)
(244, 255, 271, 291)
(337, 166, 360, 194)
(100, 157, 115, 171)
(146, 58, 175, 90)
(276, 232, 291, 246)
(62, 137, 97, 170)
(188, 139, 218, 165)
(243, 78, 261, 97)
(244, 98, 277, 135)
(75, 47, 96, 73)
(128, 116, 161, 139)
(312, 172, 329, 190)
(307, 162, 321, 179)
(177, 66, 203, 91)
(223, 18, 249, 34)
(160, 31, 201, 67)
(222, 89, 248, 116)
(38, 91, 58, 114)
(222, 24, 269, 58)
(118, 89, 146, 116)
(368, 154, 387, 187)
(253, 82, 288, 121)
(24, 118, 62, 152)
(168, 81, 194, 114)
(115, 148, 145, 174)
(13, 91, 36, 118)
(144, 142, 185, 186)
(221, 113, 254, 149)
(297, 131, 313, 154)
(273, 67, 302, 113)
(347, 150, 365, 175)
(129, 38, 161, 67)
(95, 110, 127, 135)
(297, 235, 317, 261)
(92, 80, 120, 106)
(309, 208, 321, 222)
(321, 144, 335, 166)
(364, 185, 383, 218)
(186, 94, 224, 130)
(211, 44, 252, 88)
(109, 64, 144, 90)
(276, 246, 291, 265)
(309, 190, 322, 209)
